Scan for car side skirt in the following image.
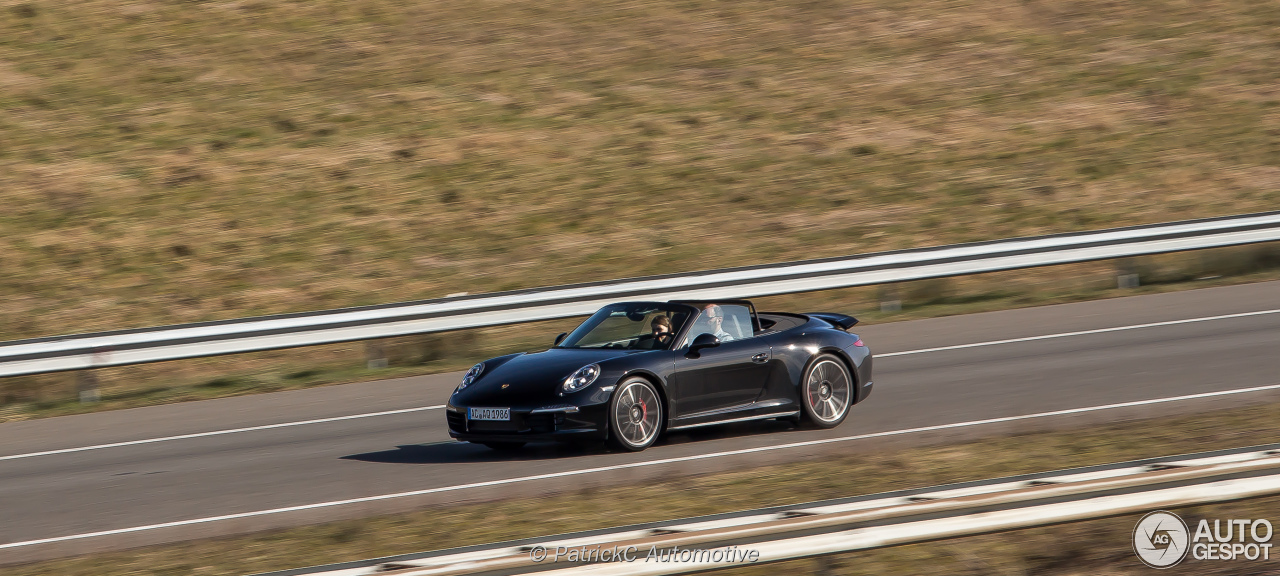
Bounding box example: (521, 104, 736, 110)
(666, 410, 800, 431)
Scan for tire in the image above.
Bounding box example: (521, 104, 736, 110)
(799, 354, 853, 429)
(607, 377, 663, 452)
(480, 441, 526, 451)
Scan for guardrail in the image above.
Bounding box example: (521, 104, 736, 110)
(259, 444, 1280, 576)
(4, 210, 1280, 378)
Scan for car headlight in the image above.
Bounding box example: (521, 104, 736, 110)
(562, 364, 600, 393)
(457, 362, 485, 391)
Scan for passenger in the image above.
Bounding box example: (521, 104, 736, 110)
(701, 304, 734, 342)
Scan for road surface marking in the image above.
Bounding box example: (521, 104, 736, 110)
(877, 308, 1280, 358)
(7, 307, 1278, 461)
(6, 381, 1280, 550)
(0, 406, 444, 462)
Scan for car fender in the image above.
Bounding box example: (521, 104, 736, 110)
(480, 352, 524, 373)
(618, 368, 672, 426)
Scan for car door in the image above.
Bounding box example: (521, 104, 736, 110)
(671, 338, 772, 417)
(670, 304, 771, 417)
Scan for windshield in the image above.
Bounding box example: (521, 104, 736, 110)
(558, 303, 694, 350)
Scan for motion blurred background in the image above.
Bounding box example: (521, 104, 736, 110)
(3, 1, 1280, 574)
(4, 0, 1279, 415)
(4, 0, 1279, 414)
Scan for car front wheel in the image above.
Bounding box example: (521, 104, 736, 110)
(607, 377, 663, 452)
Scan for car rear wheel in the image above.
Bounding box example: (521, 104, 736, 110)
(800, 354, 852, 429)
(607, 377, 663, 452)
(480, 441, 526, 451)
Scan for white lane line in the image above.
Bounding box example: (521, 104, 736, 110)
(0, 405, 445, 462)
(6, 381, 1280, 551)
(5, 307, 1277, 462)
(876, 308, 1280, 358)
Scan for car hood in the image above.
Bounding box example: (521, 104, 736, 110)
(452, 348, 641, 407)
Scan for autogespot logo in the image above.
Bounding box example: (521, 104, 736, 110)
(1134, 511, 1191, 568)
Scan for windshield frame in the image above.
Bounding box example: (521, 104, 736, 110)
(556, 302, 697, 351)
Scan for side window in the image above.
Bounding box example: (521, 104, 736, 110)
(682, 312, 713, 347)
(683, 304, 755, 347)
(720, 305, 754, 341)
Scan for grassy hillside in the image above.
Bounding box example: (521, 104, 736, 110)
(1, 0, 1278, 340)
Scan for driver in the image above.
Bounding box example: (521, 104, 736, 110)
(638, 315, 674, 349)
(702, 304, 734, 342)
(653, 315, 673, 340)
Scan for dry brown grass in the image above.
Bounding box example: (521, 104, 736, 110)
(1, 0, 1278, 408)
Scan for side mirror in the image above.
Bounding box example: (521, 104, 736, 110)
(688, 333, 721, 355)
(554, 332, 568, 346)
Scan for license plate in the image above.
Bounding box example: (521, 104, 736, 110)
(468, 407, 510, 421)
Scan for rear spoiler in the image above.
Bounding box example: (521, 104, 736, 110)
(806, 312, 859, 331)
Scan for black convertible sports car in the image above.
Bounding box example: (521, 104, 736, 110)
(446, 300, 873, 452)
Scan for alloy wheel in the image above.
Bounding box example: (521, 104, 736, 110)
(609, 378, 662, 450)
(802, 356, 852, 427)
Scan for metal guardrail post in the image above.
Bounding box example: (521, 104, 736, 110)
(877, 284, 901, 312)
(76, 346, 110, 403)
(365, 340, 388, 369)
(75, 371, 99, 403)
(1117, 257, 1140, 289)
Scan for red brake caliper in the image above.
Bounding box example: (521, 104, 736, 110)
(639, 400, 648, 421)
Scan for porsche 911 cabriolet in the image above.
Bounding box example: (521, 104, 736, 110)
(445, 300, 872, 452)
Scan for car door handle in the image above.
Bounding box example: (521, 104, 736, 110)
(751, 352, 770, 364)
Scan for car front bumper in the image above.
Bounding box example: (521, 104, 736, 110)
(446, 403, 610, 442)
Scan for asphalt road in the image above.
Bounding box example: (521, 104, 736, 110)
(4, 280, 1280, 564)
